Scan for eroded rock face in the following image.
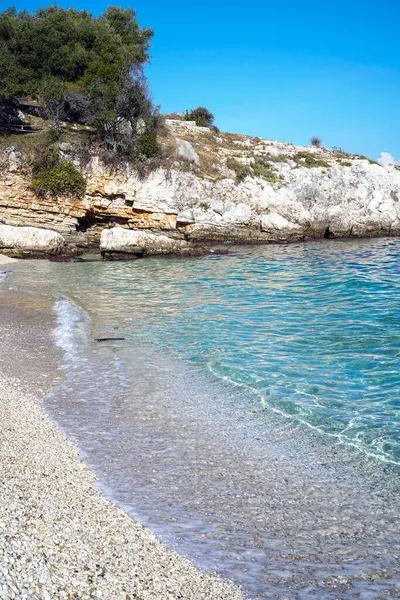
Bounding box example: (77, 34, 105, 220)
(2, 131, 400, 257)
(100, 227, 198, 257)
(0, 224, 64, 255)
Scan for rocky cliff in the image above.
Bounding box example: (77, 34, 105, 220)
(1, 119, 400, 257)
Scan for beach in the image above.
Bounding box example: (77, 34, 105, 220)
(1, 246, 399, 600)
(0, 276, 242, 600)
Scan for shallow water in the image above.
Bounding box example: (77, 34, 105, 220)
(6, 238, 400, 598)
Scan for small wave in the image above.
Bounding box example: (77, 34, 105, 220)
(53, 297, 91, 361)
(206, 361, 400, 465)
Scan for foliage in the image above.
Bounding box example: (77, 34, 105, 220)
(227, 156, 277, 184)
(251, 156, 277, 183)
(0, 5, 152, 102)
(311, 136, 322, 148)
(332, 146, 351, 158)
(199, 201, 211, 211)
(184, 107, 215, 128)
(259, 152, 289, 163)
(293, 151, 330, 169)
(0, 5, 161, 165)
(226, 157, 252, 182)
(96, 72, 161, 158)
(31, 148, 86, 197)
(339, 159, 352, 167)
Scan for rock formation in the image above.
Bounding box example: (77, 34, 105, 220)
(0, 223, 64, 256)
(100, 228, 202, 258)
(1, 119, 400, 257)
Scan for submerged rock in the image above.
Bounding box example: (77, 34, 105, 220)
(0, 223, 64, 255)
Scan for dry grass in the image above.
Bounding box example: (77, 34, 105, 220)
(195, 148, 222, 180)
(0, 130, 51, 162)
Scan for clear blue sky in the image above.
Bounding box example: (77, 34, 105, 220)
(4, 0, 400, 159)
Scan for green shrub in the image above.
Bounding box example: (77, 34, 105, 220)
(199, 201, 211, 211)
(251, 156, 277, 183)
(332, 147, 352, 158)
(311, 136, 322, 148)
(227, 155, 277, 184)
(294, 151, 330, 169)
(339, 159, 352, 167)
(31, 148, 86, 197)
(226, 157, 252, 182)
(184, 107, 214, 128)
(259, 152, 289, 163)
(132, 129, 160, 159)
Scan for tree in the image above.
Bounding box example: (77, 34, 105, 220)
(311, 136, 322, 148)
(0, 5, 160, 160)
(0, 5, 153, 104)
(184, 107, 215, 128)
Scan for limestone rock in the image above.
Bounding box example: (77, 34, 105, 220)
(177, 141, 200, 165)
(261, 213, 302, 235)
(100, 227, 197, 257)
(0, 224, 64, 254)
(2, 128, 400, 251)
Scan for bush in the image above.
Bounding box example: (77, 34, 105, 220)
(184, 107, 214, 128)
(226, 157, 252, 182)
(353, 154, 380, 166)
(294, 151, 330, 169)
(251, 156, 277, 183)
(311, 136, 322, 148)
(31, 148, 86, 197)
(332, 147, 352, 159)
(227, 156, 277, 184)
(96, 72, 162, 162)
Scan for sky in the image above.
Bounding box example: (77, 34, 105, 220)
(3, 0, 400, 160)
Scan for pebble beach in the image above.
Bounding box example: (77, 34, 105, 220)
(0, 262, 242, 600)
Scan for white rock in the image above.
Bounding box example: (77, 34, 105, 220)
(100, 227, 194, 256)
(0, 224, 64, 254)
(261, 213, 302, 232)
(177, 141, 201, 165)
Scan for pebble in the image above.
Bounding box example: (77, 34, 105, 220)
(0, 374, 242, 600)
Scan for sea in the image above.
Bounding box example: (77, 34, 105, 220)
(3, 237, 400, 599)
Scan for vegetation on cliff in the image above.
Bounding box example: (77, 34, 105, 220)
(31, 148, 86, 197)
(0, 4, 161, 164)
(184, 107, 215, 128)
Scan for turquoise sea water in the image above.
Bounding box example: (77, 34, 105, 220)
(5, 237, 400, 598)
(21, 236, 399, 463)
(115, 238, 400, 464)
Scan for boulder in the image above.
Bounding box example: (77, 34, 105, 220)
(177, 141, 200, 165)
(0, 224, 64, 255)
(100, 227, 200, 258)
(261, 213, 303, 236)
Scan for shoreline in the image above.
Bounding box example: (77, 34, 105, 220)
(0, 282, 243, 599)
(3, 230, 400, 262)
(2, 251, 400, 599)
